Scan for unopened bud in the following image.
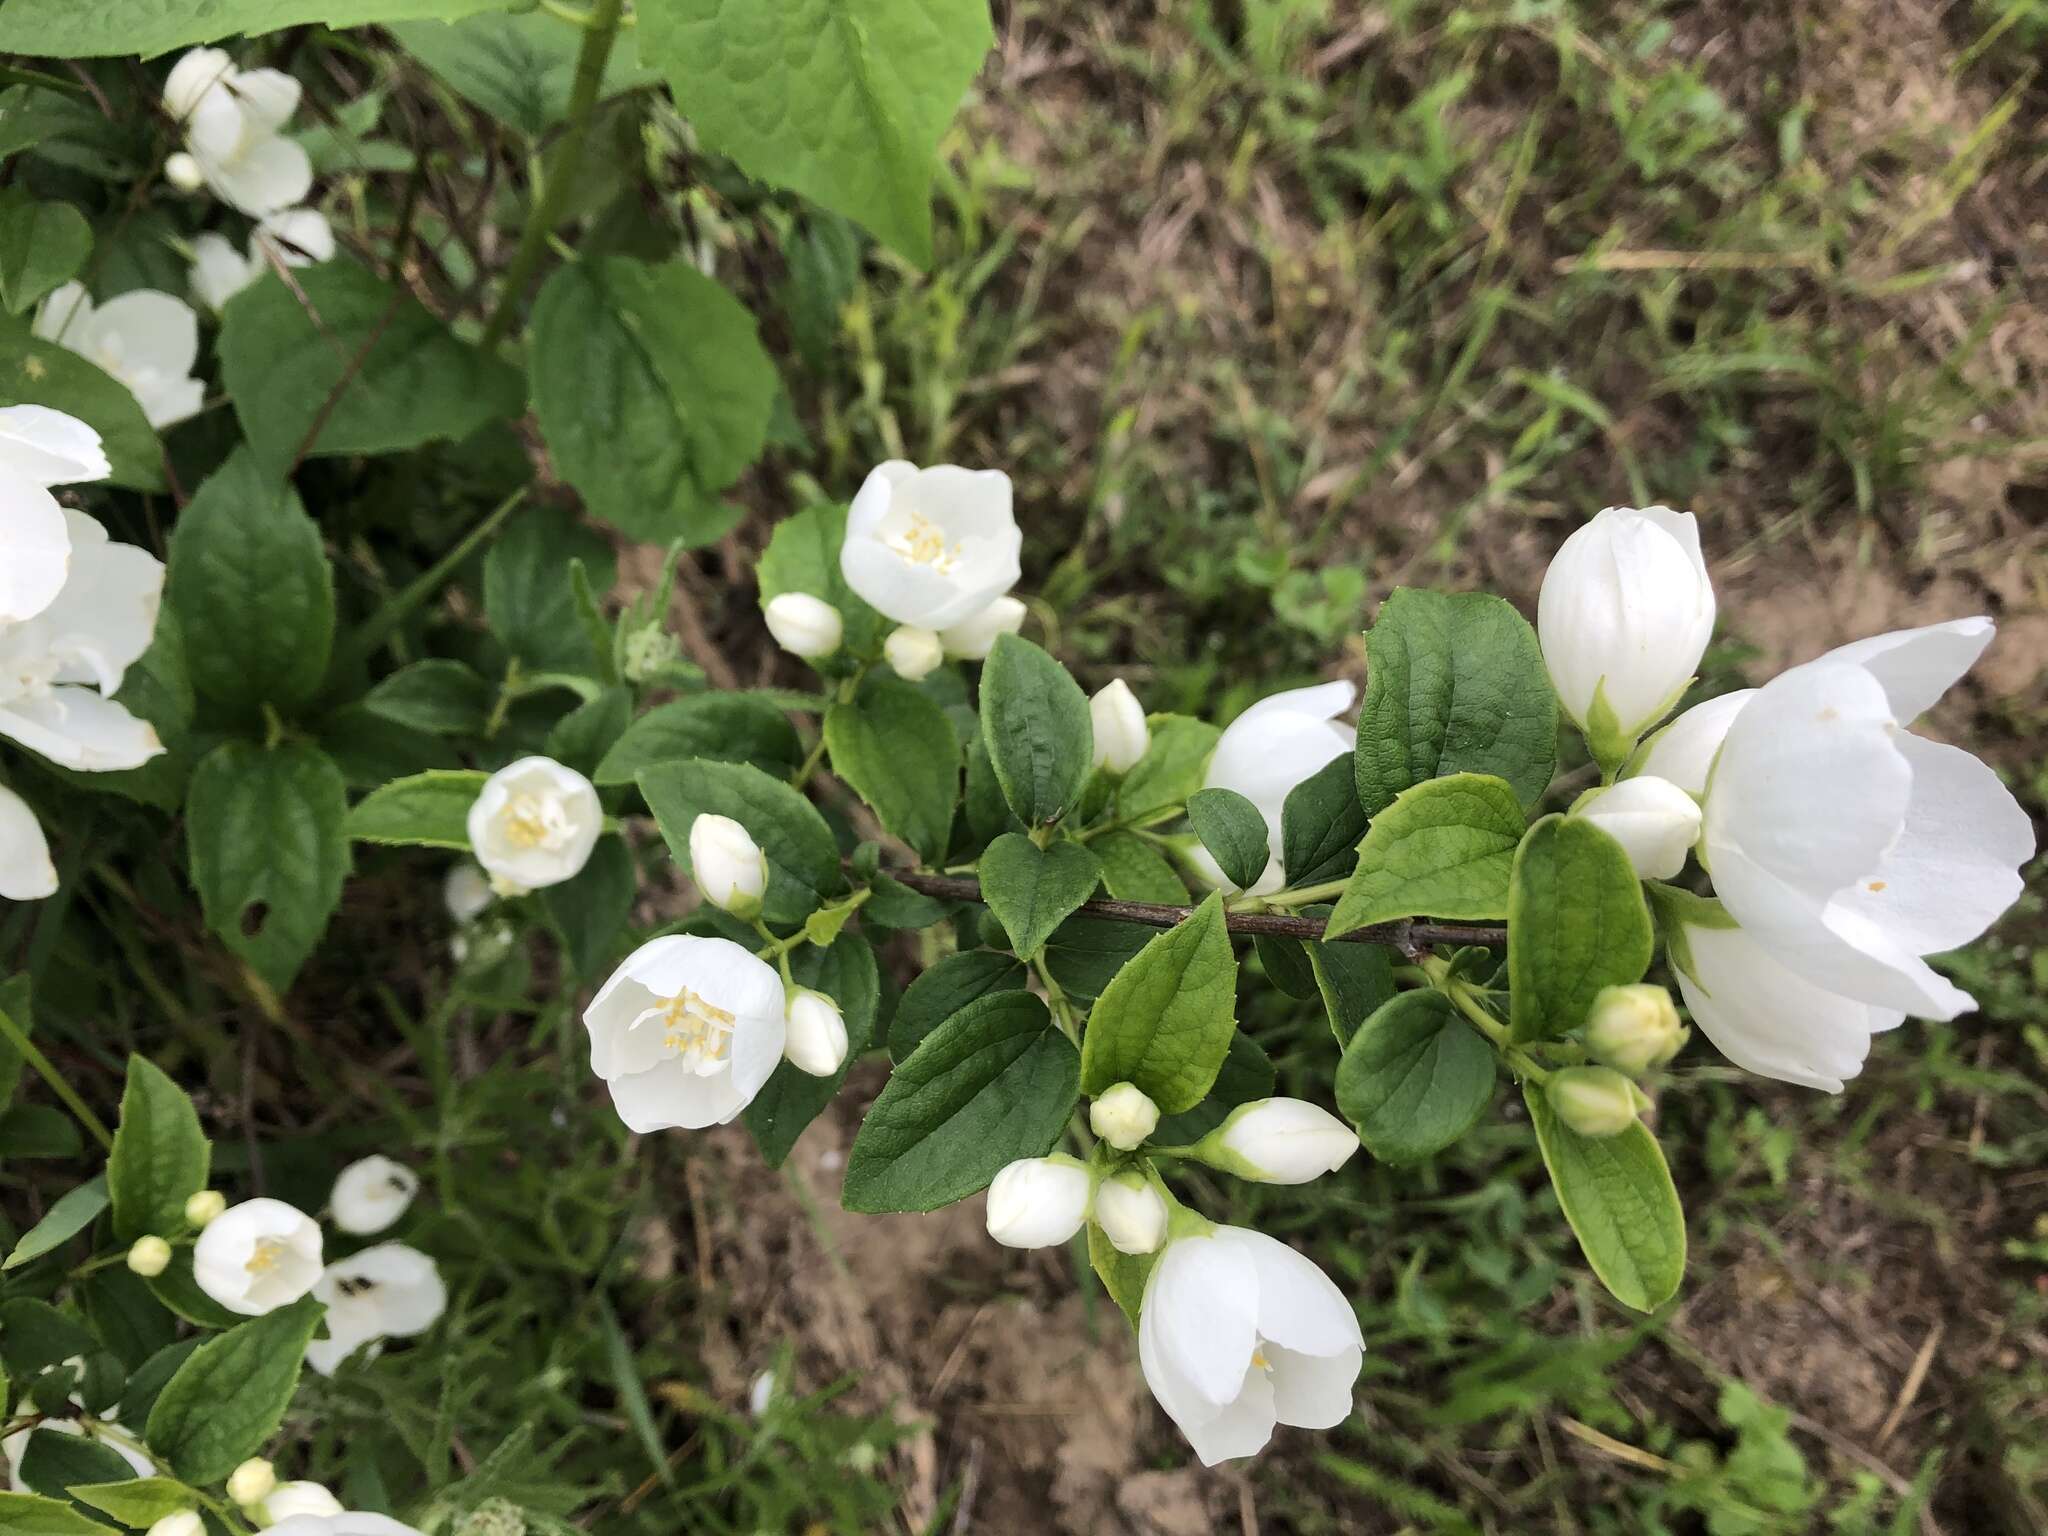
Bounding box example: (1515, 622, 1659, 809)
(227, 1458, 277, 1507)
(938, 595, 1026, 660)
(984, 1155, 1091, 1249)
(1089, 1082, 1159, 1151)
(688, 813, 767, 921)
(1583, 984, 1688, 1075)
(1089, 679, 1149, 775)
(126, 1235, 172, 1277)
(1203, 1097, 1359, 1184)
(1573, 775, 1702, 880)
(883, 625, 944, 682)
(184, 1189, 226, 1227)
(163, 152, 204, 192)
(1548, 1066, 1651, 1139)
(764, 592, 844, 660)
(146, 1514, 202, 1536)
(1092, 1171, 1167, 1255)
(785, 990, 849, 1077)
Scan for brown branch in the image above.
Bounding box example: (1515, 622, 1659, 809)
(882, 869, 1506, 953)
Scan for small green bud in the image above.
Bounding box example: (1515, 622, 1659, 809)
(1548, 1066, 1651, 1139)
(622, 624, 683, 684)
(184, 1189, 226, 1227)
(1089, 1082, 1159, 1151)
(126, 1235, 172, 1277)
(226, 1458, 277, 1507)
(1583, 983, 1688, 1075)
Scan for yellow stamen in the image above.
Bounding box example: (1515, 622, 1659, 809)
(888, 512, 960, 573)
(1250, 1347, 1270, 1371)
(658, 987, 737, 1071)
(246, 1238, 284, 1275)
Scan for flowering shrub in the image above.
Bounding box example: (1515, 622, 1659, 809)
(0, 0, 2034, 1528)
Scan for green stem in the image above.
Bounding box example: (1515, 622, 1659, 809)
(789, 732, 830, 790)
(1261, 877, 1350, 909)
(0, 1002, 113, 1151)
(333, 487, 527, 678)
(477, 0, 627, 349)
(1440, 975, 1551, 1085)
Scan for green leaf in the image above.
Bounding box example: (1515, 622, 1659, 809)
(1524, 1083, 1685, 1311)
(1187, 786, 1269, 891)
(145, 1297, 323, 1484)
(976, 834, 1100, 963)
(0, 190, 88, 315)
(2, 1175, 107, 1272)
(344, 769, 486, 849)
(1087, 1221, 1156, 1330)
(842, 990, 1078, 1213)
(1354, 588, 1558, 819)
(68, 1480, 198, 1530)
(594, 694, 802, 785)
(1077, 892, 1237, 1113)
(0, 1493, 117, 1536)
(362, 659, 493, 736)
(1507, 815, 1654, 1043)
(17, 1434, 138, 1501)
(484, 505, 617, 677)
(107, 1057, 208, 1243)
(0, 0, 509, 54)
(979, 634, 1092, 828)
(544, 684, 631, 778)
(1281, 752, 1367, 889)
(1041, 916, 1151, 1001)
(639, 758, 841, 925)
(889, 949, 1025, 1062)
(166, 449, 334, 721)
(390, 9, 658, 137)
(1091, 830, 1187, 904)
(1335, 991, 1494, 1164)
(1306, 927, 1396, 1048)
(1153, 1029, 1274, 1145)
(186, 741, 349, 993)
(219, 262, 523, 479)
(639, 0, 994, 265)
(824, 679, 959, 863)
(0, 1297, 93, 1374)
(0, 327, 161, 489)
(529, 258, 775, 545)
(542, 836, 634, 979)
(1114, 714, 1216, 823)
(744, 934, 879, 1167)
(756, 503, 883, 659)
(1323, 773, 1524, 936)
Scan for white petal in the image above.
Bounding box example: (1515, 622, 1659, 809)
(184, 86, 251, 165)
(32, 281, 90, 342)
(190, 232, 259, 312)
(163, 48, 235, 121)
(1574, 774, 1701, 880)
(1268, 1342, 1362, 1429)
(86, 290, 201, 380)
(1233, 679, 1356, 730)
(726, 1005, 788, 1106)
(1674, 922, 1898, 1092)
(1139, 1234, 1260, 1411)
(0, 785, 57, 900)
(1177, 1364, 1278, 1466)
(0, 689, 163, 771)
(210, 133, 313, 215)
(608, 1056, 745, 1131)
(1219, 1227, 1362, 1357)
(136, 376, 205, 431)
(34, 510, 164, 692)
(844, 460, 914, 538)
(1632, 689, 1754, 796)
(255, 207, 335, 266)
(1809, 617, 1993, 723)
(0, 405, 110, 486)
(0, 469, 71, 624)
(229, 68, 302, 133)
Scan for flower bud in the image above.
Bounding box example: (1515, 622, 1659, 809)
(1089, 1082, 1159, 1151)
(126, 1235, 172, 1277)
(1205, 1097, 1359, 1184)
(1092, 1171, 1167, 1255)
(764, 592, 844, 659)
(443, 861, 492, 924)
(184, 1189, 226, 1227)
(330, 1153, 420, 1235)
(1089, 679, 1149, 775)
(146, 1514, 202, 1536)
(1573, 775, 1702, 880)
(938, 594, 1026, 660)
(984, 1155, 1092, 1248)
(688, 813, 768, 920)
(784, 990, 849, 1077)
(1583, 984, 1688, 1075)
(260, 1482, 343, 1522)
(1547, 1066, 1651, 1139)
(884, 624, 944, 682)
(163, 151, 204, 192)
(227, 1457, 277, 1507)
(622, 623, 683, 682)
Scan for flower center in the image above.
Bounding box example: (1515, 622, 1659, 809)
(247, 1237, 287, 1276)
(632, 987, 737, 1076)
(887, 512, 960, 574)
(500, 791, 571, 851)
(1250, 1346, 1271, 1372)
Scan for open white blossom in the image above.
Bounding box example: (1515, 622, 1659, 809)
(1190, 680, 1355, 895)
(189, 208, 336, 312)
(192, 1197, 323, 1316)
(938, 593, 1027, 660)
(304, 1242, 448, 1376)
(266, 1514, 425, 1536)
(1630, 688, 1753, 794)
(840, 461, 1021, 629)
(1138, 1225, 1363, 1465)
(0, 405, 109, 626)
(584, 935, 787, 1131)
(330, 1153, 420, 1235)
(0, 785, 56, 900)
(35, 284, 205, 429)
(466, 755, 602, 893)
(162, 47, 313, 215)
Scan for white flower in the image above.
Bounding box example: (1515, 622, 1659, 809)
(883, 624, 943, 682)
(784, 990, 849, 1077)
(1209, 1098, 1359, 1185)
(466, 755, 601, 892)
(1546, 1066, 1648, 1138)
(162, 48, 313, 215)
(304, 1242, 447, 1376)
(1138, 1225, 1362, 1465)
(34, 284, 205, 429)
(1089, 1081, 1159, 1151)
(1699, 618, 2032, 1033)
(938, 594, 1026, 660)
(984, 1155, 1092, 1248)
(265, 1513, 424, 1536)
(0, 785, 56, 900)
(1582, 984, 1687, 1074)
(1537, 506, 1715, 749)
(748, 1369, 777, 1417)
(261, 1484, 344, 1523)
(1089, 679, 1149, 774)
(192, 1197, 322, 1316)
(189, 233, 256, 313)
(443, 861, 492, 924)
(1572, 775, 1701, 880)
(0, 404, 109, 624)
(1631, 689, 1754, 794)
(1093, 1172, 1167, 1256)
(0, 508, 166, 774)
(4, 1417, 153, 1489)
(763, 592, 843, 659)
(583, 935, 787, 1131)
(840, 461, 1022, 629)
(330, 1154, 420, 1235)
(190, 208, 336, 313)
(1193, 680, 1355, 895)
(688, 813, 768, 919)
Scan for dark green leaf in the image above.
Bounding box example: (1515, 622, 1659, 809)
(0, 0, 510, 54)
(744, 934, 879, 1167)
(3, 1175, 106, 1271)
(1077, 893, 1237, 1113)
(1508, 815, 1654, 1043)
(1335, 990, 1494, 1163)
(17, 1434, 136, 1500)
(0, 190, 88, 315)
(1187, 786, 1269, 891)
(362, 659, 493, 736)
(824, 679, 959, 863)
(1306, 927, 1396, 1048)
(976, 834, 1100, 963)
(1281, 752, 1367, 889)
(979, 634, 1092, 827)
(390, 9, 657, 137)
(344, 769, 486, 849)
(1323, 773, 1524, 936)
(145, 1297, 324, 1483)
(484, 505, 617, 677)
(0, 328, 160, 489)
(1040, 917, 1151, 1001)
(594, 694, 802, 785)
(1153, 1029, 1275, 1145)
(889, 950, 1027, 1064)
(1524, 1083, 1685, 1311)
(1114, 714, 1217, 823)
(107, 1057, 207, 1242)
(541, 836, 634, 979)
